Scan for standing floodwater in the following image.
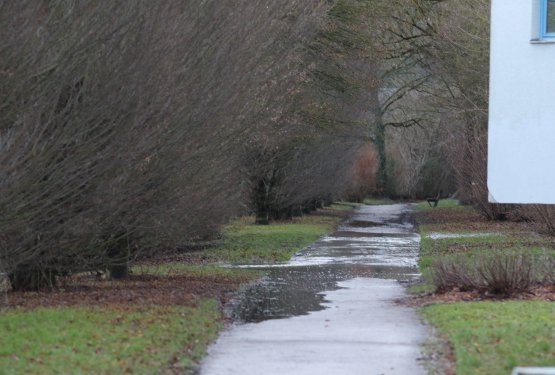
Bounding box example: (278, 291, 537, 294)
(200, 204, 427, 375)
(231, 204, 420, 322)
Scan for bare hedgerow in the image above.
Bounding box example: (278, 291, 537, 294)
(1, 0, 388, 290)
(542, 255, 555, 285)
(432, 257, 480, 293)
(1, 1, 235, 288)
(1, 0, 351, 290)
(432, 251, 552, 296)
(524, 205, 555, 236)
(476, 252, 534, 295)
(242, 0, 384, 223)
(244, 135, 367, 223)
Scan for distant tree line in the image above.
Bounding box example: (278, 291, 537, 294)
(376, 0, 555, 233)
(3, 0, 551, 291)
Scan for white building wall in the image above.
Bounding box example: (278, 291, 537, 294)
(488, 0, 555, 203)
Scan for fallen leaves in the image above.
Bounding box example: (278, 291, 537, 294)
(2, 272, 242, 310)
(401, 285, 555, 308)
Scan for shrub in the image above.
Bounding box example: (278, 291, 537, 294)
(432, 257, 480, 292)
(2, 0, 384, 289)
(0, 0, 338, 289)
(476, 252, 534, 295)
(346, 144, 379, 202)
(431, 251, 553, 296)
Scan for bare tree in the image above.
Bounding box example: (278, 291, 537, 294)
(2, 0, 385, 289)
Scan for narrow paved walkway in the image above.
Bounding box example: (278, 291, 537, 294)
(200, 204, 427, 375)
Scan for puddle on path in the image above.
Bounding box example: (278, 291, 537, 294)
(228, 204, 421, 323)
(426, 232, 505, 240)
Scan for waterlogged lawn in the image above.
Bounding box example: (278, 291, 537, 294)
(133, 263, 262, 281)
(415, 202, 555, 373)
(0, 206, 352, 374)
(415, 198, 466, 211)
(419, 233, 544, 269)
(416, 233, 507, 292)
(362, 197, 395, 205)
(420, 231, 552, 255)
(0, 300, 221, 375)
(415, 203, 555, 293)
(328, 202, 360, 211)
(209, 211, 344, 263)
(423, 301, 555, 375)
(416, 229, 555, 293)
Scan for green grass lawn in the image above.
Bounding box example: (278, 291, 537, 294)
(417, 227, 554, 294)
(363, 197, 395, 205)
(133, 263, 262, 280)
(328, 201, 361, 211)
(206, 210, 345, 263)
(415, 198, 464, 211)
(415, 201, 555, 374)
(414, 200, 554, 293)
(1, 205, 352, 374)
(0, 300, 221, 375)
(423, 301, 555, 375)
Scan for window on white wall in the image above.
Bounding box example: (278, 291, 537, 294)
(541, 0, 555, 38)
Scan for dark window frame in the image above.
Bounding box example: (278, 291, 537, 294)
(541, 0, 555, 38)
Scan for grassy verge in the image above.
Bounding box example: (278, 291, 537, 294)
(328, 201, 361, 211)
(363, 197, 395, 205)
(0, 300, 221, 375)
(413, 200, 554, 294)
(133, 263, 262, 280)
(410, 200, 478, 294)
(422, 301, 555, 375)
(413, 200, 555, 374)
(1, 204, 352, 374)
(206, 207, 347, 264)
(414, 198, 465, 211)
(416, 233, 554, 295)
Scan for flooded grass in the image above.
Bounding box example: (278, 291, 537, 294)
(415, 206, 554, 294)
(425, 232, 505, 240)
(328, 202, 361, 211)
(0, 205, 358, 375)
(231, 263, 419, 323)
(415, 198, 466, 211)
(363, 197, 396, 205)
(415, 201, 555, 374)
(206, 212, 345, 264)
(227, 204, 422, 323)
(347, 220, 385, 227)
(418, 227, 555, 292)
(133, 263, 262, 282)
(201, 204, 428, 375)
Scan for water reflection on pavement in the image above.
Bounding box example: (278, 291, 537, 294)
(201, 204, 428, 375)
(229, 204, 421, 323)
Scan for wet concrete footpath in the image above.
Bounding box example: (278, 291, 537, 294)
(199, 204, 428, 375)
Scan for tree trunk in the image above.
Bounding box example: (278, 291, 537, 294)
(375, 119, 388, 195)
(108, 263, 129, 280)
(107, 232, 130, 280)
(254, 178, 272, 225)
(8, 267, 57, 291)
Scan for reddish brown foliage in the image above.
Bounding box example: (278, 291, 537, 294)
(347, 144, 379, 202)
